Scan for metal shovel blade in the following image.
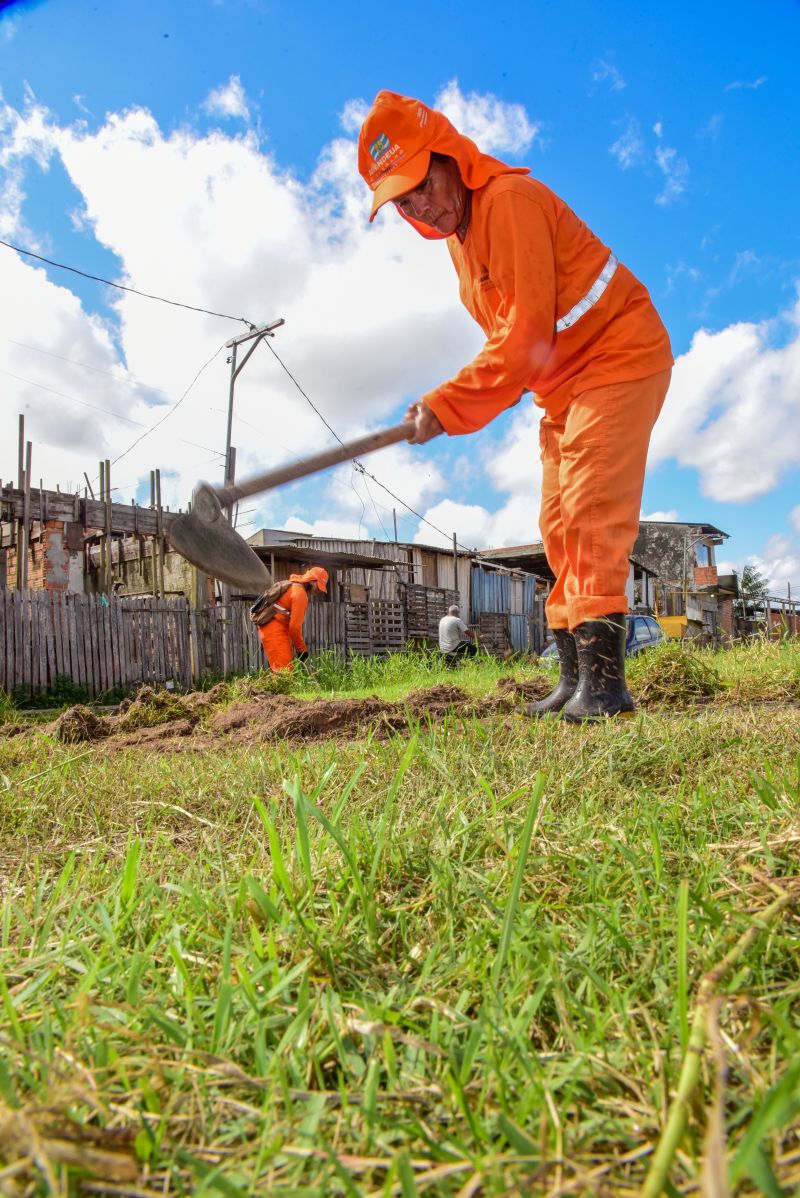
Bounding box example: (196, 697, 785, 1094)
(168, 483, 272, 592)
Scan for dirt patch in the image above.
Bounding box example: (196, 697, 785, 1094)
(50, 705, 110, 744)
(71, 680, 521, 754)
(494, 675, 554, 702)
(211, 695, 397, 743)
(24, 657, 754, 756)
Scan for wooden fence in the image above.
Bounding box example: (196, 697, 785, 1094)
(0, 591, 414, 697)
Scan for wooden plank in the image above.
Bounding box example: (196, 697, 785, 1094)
(36, 592, 48, 691)
(39, 592, 51, 690)
(51, 590, 64, 682)
(155, 600, 166, 682)
(84, 595, 98, 695)
(0, 590, 7, 692)
(74, 595, 88, 693)
(105, 596, 115, 690)
(136, 603, 148, 683)
(79, 594, 92, 694)
(108, 597, 119, 690)
(146, 601, 157, 682)
(189, 606, 201, 682)
(29, 589, 40, 693)
(178, 601, 191, 689)
(65, 594, 78, 686)
(95, 598, 106, 694)
(103, 597, 114, 692)
(117, 599, 129, 688)
(122, 606, 135, 687)
(119, 604, 131, 687)
(18, 589, 30, 694)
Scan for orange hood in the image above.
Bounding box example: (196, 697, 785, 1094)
(291, 566, 328, 593)
(358, 90, 529, 240)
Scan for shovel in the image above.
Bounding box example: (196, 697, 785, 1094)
(169, 421, 415, 591)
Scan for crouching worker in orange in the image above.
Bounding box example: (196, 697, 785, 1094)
(358, 91, 673, 721)
(250, 566, 328, 673)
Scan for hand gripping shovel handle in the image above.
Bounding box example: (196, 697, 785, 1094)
(213, 421, 415, 509)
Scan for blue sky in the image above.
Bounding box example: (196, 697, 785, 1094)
(1, 0, 799, 593)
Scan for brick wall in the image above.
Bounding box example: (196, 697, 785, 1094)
(693, 565, 718, 588)
(718, 596, 735, 638)
(5, 520, 76, 591)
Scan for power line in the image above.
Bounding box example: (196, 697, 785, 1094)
(108, 342, 227, 470)
(0, 237, 255, 328)
(263, 340, 474, 550)
(3, 369, 225, 458)
(7, 338, 169, 394)
(2, 370, 147, 427)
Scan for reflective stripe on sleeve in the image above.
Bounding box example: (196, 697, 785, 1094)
(555, 253, 618, 333)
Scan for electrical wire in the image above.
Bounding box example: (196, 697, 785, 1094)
(263, 340, 475, 551)
(7, 337, 170, 393)
(3, 370, 225, 458)
(108, 342, 227, 470)
(0, 237, 255, 328)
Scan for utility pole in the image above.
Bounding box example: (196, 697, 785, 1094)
(224, 318, 285, 501)
(220, 317, 284, 676)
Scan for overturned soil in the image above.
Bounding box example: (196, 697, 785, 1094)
(27, 675, 553, 752)
(4, 652, 796, 754)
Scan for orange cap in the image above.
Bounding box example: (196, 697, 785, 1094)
(358, 90, 530, 236)
(296, 566, 328, 593)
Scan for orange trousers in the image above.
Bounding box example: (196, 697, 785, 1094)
(258, 618, 295, 672)
(539, 367, 671, 631)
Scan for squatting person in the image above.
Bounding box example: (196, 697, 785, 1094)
(438, 604, 478, 667)
(358, 91, 673, 721)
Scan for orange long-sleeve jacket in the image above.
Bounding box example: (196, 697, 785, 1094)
(274, 582, 309, 654)
(421, 174, 673, 434)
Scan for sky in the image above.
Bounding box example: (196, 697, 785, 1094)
(1, 0, 799, 595)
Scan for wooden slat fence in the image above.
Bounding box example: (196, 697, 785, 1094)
(1, 587, 531, 698)
(0, 592, 193, 697)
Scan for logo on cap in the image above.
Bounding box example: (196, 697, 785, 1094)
(369, 132, 391, 163)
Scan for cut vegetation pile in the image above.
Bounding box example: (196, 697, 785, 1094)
(51, 703, 110, 744)
(631, 639, 726, 705)
(1, 641, 799, 1195)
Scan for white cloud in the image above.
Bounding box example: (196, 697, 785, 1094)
(723, 548, 800, 599)
(610, 118, 645, 170)
(641, 509, 680, 522)
(724, 77, 767, 93)
(435, 80, 540, 156)
(202, 75, 250, 121)
(609, 117, 689, 204)
(1, 84, 509, 529)
(653, 124, 689, 205)
(3, 81, 797, 576)
(789, 506, 800, 534)
(414, 403, 543, 550)
(1, 13, 21, 42)
(592, 60, 626, 92)
(649, 294, 800, 502)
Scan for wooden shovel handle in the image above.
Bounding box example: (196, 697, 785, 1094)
(213, 422, 415, 508)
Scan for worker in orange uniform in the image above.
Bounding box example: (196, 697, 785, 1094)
(256, 567, 328, 673)
(358, 92, 673, 721)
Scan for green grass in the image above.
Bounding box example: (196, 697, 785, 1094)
(0, 641, 799, 1196)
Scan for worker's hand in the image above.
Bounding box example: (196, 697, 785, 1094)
(405, 401, 444, 445)
(296, 650, 309, 662)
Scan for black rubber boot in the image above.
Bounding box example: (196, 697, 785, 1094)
(562, 614, 635, 723)
(521, 628, 578, 716)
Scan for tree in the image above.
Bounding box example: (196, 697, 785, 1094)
(739, 563, 769, 600)
(735, 563, 770, 625)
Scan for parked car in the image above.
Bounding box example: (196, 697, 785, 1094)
(541, 613, 666, 659)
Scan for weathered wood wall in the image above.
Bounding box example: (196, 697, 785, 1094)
(0, 592, 421, 697)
